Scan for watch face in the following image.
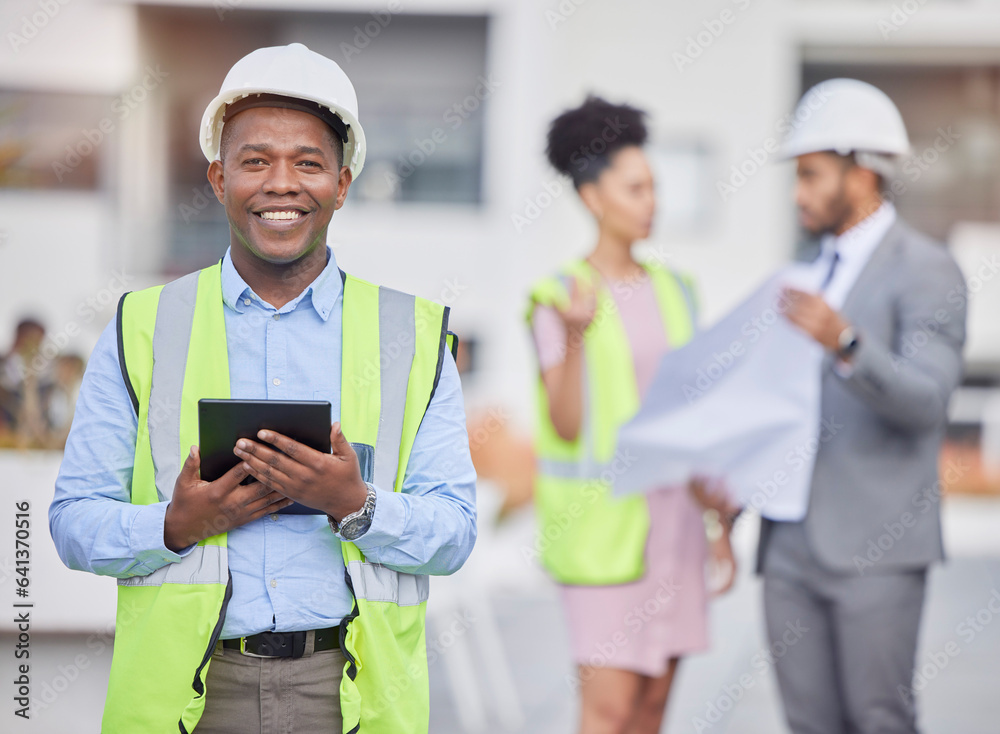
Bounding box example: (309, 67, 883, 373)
(340, 517, 371, 541)
(837, 327, 858, 357)
(338, 486, 376, 540)
(339, 519, 357, 539)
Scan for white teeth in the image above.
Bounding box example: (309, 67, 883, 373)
(259, 210, 303, 220)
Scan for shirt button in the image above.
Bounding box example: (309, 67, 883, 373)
(272, 314, 280, 321)
(270, 514, 278, 522)
(270, 579, 277, 588)
(272, 377, 281, 386)
(243, 298, 251, 306)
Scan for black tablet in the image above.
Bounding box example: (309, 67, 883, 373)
(198, 398, 332, 515)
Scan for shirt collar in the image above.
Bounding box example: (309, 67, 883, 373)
(821, 202, 897, 261)
(220, 245, 342, 321)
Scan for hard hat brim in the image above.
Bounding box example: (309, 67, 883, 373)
(777, 138, 911, 161)
(200, 87, 367, 179)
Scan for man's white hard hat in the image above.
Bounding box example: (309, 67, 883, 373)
(780, 78, 911, 165)
(200, 43, 366, 179)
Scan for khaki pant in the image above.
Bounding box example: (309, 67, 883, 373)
(195, 638, 346, 734)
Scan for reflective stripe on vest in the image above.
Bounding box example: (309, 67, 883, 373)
(118, 544, 226, 587)
(346, 560, 429, 606)
(117, 271, 227, 592)
(536, 457, 610, 480)
(372, 287, 415, 490)
(149, 271, 200, 504)
(349, 283, 429, 608)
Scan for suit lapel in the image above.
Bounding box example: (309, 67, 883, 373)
(816, 221, 902, 374)
(839, 220, 904, 321)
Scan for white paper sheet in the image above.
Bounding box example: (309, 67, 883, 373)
(614, 264, 826, 520)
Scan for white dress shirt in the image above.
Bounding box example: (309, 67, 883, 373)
(813, 202, 896, 379)
(816, 202, 897, 310)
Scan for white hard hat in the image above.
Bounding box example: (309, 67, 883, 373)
(779, 78, 910, 161)
(200, 43, 366, 179)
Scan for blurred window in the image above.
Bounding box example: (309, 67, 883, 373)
(0, 90, 110, 190)
(802, 63, 1000, 242)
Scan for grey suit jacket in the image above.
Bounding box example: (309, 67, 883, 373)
(757, 219, 968, 575)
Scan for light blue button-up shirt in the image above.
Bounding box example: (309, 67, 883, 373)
(49, 246, 477, 638)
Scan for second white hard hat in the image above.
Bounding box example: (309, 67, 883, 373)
(779, 78, 910, 161)
(200, 43, 367, 179)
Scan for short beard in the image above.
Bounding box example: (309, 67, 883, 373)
(810, 181, 855, 237)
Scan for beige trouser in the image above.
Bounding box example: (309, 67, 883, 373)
(194, 638, 346, 734)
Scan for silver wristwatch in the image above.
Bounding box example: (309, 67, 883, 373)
(836, 325, 860, 360)
(329, 483, 377, 541)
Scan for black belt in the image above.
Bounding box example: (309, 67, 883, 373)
(222, 626, 341, 659)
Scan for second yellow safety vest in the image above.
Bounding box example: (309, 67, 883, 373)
(527, 259, 697, 585)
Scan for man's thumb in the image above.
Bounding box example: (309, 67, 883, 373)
(181, 445, 201, 479)
(330, 422, 351, 455)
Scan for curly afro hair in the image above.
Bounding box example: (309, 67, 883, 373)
(545, 95, 649, 189)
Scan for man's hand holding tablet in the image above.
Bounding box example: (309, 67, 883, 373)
(163, 399, 368, 552)
(163, 446, 295, 552)
(233, 422, 368, 526)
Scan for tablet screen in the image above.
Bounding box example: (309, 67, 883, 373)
(198, 398, 332, 515)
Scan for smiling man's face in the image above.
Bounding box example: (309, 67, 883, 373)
(207, 105, 351, 266)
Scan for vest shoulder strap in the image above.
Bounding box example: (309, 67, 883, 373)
(117, 283, 168, 417)
(642, 261, 699, 320)
(338, 269, 452, 410)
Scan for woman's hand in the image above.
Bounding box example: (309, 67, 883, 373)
(539, 275, 597, 442)
(556, 275, 597, 342)
(689, 475, 739, 516)
(691, 476, 739, 596)
(707, 522, 737, 597)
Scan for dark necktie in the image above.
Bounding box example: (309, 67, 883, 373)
(820, 251, 840, 292)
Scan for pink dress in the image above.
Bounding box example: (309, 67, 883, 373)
(532, 270, 709, 676)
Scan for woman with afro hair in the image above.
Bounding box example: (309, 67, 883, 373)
(526, 96, 737, 733)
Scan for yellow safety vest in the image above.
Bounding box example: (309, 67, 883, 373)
(105, 261, 453, 733)
(527, 259, 696, 585)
